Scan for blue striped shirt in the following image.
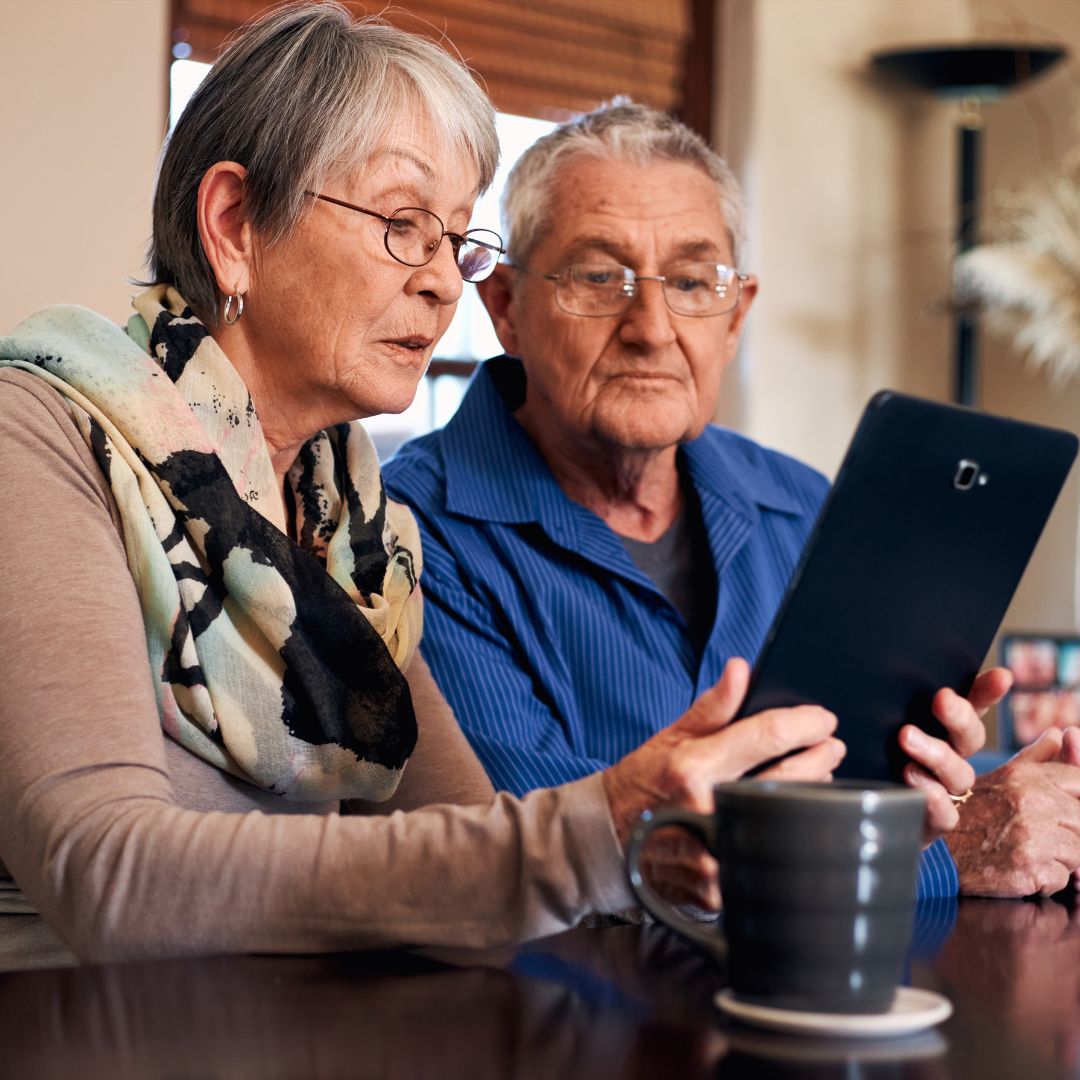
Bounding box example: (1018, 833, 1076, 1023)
(384, 356, 959, 898)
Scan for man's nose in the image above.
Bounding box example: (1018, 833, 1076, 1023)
(618, 277, 677, 348)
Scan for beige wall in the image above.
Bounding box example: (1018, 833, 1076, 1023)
(717, 0, 1080, 741)
(0, 0, 168, 330)
(734, 0, 971, 471)
(975, 0, 1080, 638)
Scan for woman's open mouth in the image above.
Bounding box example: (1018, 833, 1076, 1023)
(387, 336, 434, 352)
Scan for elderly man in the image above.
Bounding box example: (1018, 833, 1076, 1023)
(385, 102, 1080, 899)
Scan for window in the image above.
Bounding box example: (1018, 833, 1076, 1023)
(170, 1, 698, 123)
(168, 60, 554, 456)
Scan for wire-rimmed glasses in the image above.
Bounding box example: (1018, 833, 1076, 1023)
(516, 262, 750, 317)
(305, 191, 505, 283)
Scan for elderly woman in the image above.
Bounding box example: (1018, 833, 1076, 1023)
(0, 3, 850, 969)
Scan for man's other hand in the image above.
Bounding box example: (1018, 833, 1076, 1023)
(899, 667, 1011, 844)
(945, 727, 1080, 896)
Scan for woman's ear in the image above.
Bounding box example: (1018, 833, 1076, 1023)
(476, 264, 522, 356)
(197, 162, 254, 300)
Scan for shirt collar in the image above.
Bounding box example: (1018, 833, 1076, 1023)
(680, 424, 806, 518)
(441, 356, 575, 527)
(440, 355, 806, 523)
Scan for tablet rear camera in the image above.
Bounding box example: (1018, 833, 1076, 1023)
(954, 459, 980, 491)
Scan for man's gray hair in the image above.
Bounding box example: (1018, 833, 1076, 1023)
(501, 100, 746, 268)
(150, 1, 499, 321)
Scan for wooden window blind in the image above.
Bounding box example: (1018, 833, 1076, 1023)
(171, 0, 705, 127)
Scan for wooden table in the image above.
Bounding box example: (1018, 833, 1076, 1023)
(3, 895, 1076, 1078)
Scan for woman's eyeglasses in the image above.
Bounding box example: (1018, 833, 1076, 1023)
(305, 191, 505, 283)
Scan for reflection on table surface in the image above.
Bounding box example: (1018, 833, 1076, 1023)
(3, 895, 1077, 1079)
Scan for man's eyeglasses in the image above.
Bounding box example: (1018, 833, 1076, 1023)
(514, 262, 750, 318)
(305, 191, 505, 283)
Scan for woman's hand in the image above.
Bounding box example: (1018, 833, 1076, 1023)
(601, 658, 844, 909)
(898, 666, 1012, 844)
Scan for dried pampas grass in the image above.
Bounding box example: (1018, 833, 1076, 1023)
(954, 149, 1080, 384)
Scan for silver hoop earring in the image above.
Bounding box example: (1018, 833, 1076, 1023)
(223, 291, 245, 325)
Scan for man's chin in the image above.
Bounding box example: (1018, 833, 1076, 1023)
(592, 410, 702, 454)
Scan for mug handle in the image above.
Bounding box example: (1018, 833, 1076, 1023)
(626, 807, 727, 960)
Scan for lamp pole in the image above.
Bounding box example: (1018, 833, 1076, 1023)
(954, 100, 981, 405)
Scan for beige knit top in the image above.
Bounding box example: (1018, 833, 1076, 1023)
(0, 369, 633, 969)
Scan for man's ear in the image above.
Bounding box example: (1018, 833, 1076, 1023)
(196, 162, 254, 303)
(722, 274, 758, 364)
(477, 264, 521, 356)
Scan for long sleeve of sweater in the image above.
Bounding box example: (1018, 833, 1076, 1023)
(0, 370, 634, 964)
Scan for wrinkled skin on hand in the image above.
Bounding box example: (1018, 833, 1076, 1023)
(604, 661, 1021, 908)
(946, 727, 1080, 897)
(601, 658, 844, 910)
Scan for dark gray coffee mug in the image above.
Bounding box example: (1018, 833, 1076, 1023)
(626, 780, 925, 1014)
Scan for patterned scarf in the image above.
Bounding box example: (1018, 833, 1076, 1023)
(0, 286, 422, 801)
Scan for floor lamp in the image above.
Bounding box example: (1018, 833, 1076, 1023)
(870, 44, 1067, 406)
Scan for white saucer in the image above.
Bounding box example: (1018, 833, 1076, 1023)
(714, 986, 952, 1039)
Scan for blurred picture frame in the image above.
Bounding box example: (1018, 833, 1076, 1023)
(999, 633, 1080, 752)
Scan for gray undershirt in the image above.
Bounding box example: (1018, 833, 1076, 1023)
(619, 483, 716, 655)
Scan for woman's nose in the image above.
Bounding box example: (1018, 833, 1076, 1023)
(411, 239, 464, 305)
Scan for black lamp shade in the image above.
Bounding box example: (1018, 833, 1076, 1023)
(871, 44, 1067, 101)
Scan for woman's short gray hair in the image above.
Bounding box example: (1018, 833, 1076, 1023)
(150, 1, 499, 321)
(502, 99, 746, 268)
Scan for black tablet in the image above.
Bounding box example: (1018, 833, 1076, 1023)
(737, 390, 1078, 781)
